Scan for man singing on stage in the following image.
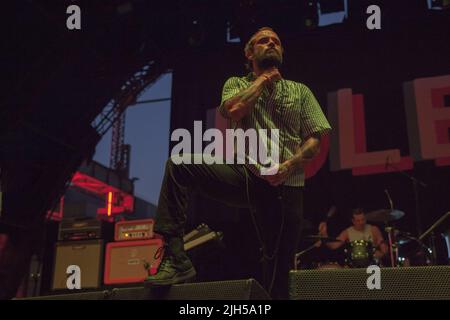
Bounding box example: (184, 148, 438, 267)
(145, 27, 331, 299)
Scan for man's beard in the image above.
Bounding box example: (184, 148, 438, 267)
(256, 52, 282, 70)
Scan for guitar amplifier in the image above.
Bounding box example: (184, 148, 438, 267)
(58, 218, 113, 241)
(104, 239, 163, 285)
(52, 239, 103, 290)
(114, 219, 154, 241)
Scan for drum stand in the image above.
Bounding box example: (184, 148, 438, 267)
(419, 211, 450, 265)
(294, 244, 317, 270)
(385, 225, 399, 267)
(386, 161, 427, 236)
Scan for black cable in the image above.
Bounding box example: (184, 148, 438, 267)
(244, 168, 285, 295)
(267, 78, 288, 295)
(244, 79, 287, 295)
(268, 185, 285, 294)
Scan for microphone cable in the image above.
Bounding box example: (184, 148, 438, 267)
(244, 78, 287, 295)
(244, 168, 285, 295)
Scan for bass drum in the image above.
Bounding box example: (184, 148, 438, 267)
(344, 240, 375, 268)
(312, 246, 346, 269)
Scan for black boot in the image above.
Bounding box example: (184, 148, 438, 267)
(145, 237, 196, 286)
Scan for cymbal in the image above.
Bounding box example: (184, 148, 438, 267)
(365, 209, 405, 222)
(305, 235, 343, 243)
(397, 237, 412, 245)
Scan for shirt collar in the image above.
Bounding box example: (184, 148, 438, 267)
(245, 71, 282, 84)
(245, 72, 257, 82)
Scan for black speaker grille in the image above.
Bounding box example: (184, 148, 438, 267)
(18, 279, 271, 300)
(16, 290, 111, 300)
(112, 279, 271, 300)
(289, 266, 450, 300)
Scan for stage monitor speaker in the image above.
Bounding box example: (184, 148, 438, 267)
(52, 240, 103, 291)
(17, 279, 270, 300)
(111, 278, 271, 300)
(289, 266, 450, 300)
(16, 290, 111, 300)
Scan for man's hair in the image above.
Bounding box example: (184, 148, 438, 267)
(351, 208, 365, 218)
(244, 27, 280, 71)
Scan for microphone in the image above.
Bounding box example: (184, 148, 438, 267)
(384, 189, 394, 210)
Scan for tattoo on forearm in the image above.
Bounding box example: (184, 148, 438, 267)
(300, 137, 320, 159)
(225, 79, 265, 118)
(239, 85, 262, 103)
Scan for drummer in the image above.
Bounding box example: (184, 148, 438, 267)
(318, 208, 388, 260)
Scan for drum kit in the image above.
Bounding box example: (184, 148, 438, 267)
(295, 208, 435, 270)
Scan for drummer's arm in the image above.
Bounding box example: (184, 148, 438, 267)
(326, 230, 347, 250)
(372, 226, 388, 257)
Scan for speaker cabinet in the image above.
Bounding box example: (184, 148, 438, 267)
(111, 279, 271, 300)
(18, 279, 270, 300)
(104, 239, 163, 285)
(16, 290, 113, 300)
(289, 266, 450, 300)
(52, 240, 103, 290)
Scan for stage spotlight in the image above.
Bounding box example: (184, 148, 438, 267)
(317, 0, 348, 26)
(428, 0, 450, 10)
(226, 21, 241, 43)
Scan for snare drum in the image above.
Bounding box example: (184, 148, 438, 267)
(344, 240, 375, 268)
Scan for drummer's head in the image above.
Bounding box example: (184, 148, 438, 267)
(351, 208, 366, 230)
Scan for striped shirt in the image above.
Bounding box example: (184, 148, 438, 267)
(218, 72, 331, 186)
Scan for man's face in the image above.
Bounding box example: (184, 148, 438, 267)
(247, 30, 283, 70)
(352, 213, 366, 230)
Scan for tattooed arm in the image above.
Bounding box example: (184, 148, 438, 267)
(287, 134, 321, 173)
(222, 68, 281, 122)
(265, 134, 321, 186)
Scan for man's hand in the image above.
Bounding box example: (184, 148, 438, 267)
(263, 150, 314, 186)
(313, 222, 328, 248)
(318, 222, 328, 237)
(260, 68, 282, 87)
(263, 159, 295, 186)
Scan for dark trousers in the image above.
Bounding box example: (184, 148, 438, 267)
(154, 154, 304, 299)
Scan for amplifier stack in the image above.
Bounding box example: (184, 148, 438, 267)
(52, 218, 114, 291)
(104, 219, 163, 285)
(52, 218, 224, 291)
(52, 218, 162, 290)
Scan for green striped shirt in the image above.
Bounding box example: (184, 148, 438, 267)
(219, 72, 331, 186)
